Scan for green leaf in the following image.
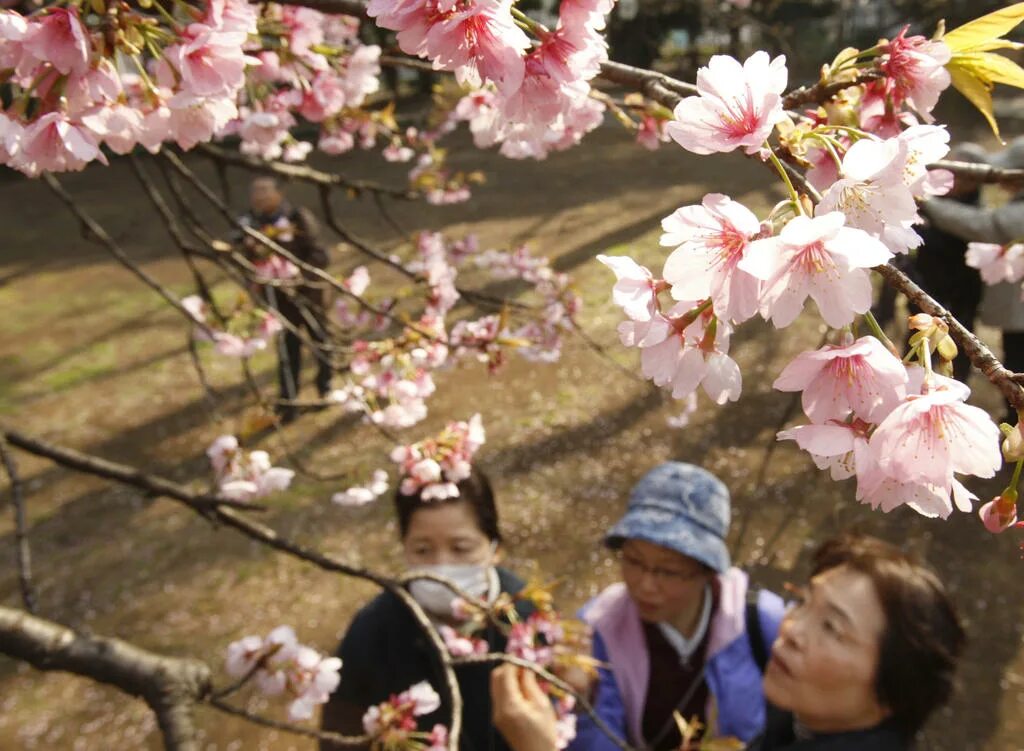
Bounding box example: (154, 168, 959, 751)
(948, 62, 1001, 140)
(943, 2, 1024, 53)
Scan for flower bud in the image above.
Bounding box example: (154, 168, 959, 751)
(1002, 421, 1024, 462)
(978, 491, 1018, 534)
(936, 334, 958, 362)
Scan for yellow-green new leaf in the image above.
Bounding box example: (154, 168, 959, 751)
(943, 2, 1024, 53)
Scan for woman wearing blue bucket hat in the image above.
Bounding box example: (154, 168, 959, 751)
(568, 461, 785, 750)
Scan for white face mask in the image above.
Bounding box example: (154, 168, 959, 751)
(408, 555, 496, 617)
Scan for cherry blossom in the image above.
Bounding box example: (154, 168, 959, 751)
(773, 336, 908, 424)
(871, 376, 1001, 492)
(391, 415, 486, 499)
(332, 469, 389, 506)
(224, 626, 341, 722)
(877, 28, 951, 121)
(660, 193, 764, 323)
(207, 435, 295, 503)
(361, 681, 448, 749)
(596, 254, 661, 321)
(978, 493, 1018, 534)
(965, 242, 1024, 286)
(21, 7, 90, 76)
(738, 212, 893, 328)
(667, 51, 788, 156)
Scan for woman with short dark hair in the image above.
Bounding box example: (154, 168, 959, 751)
(492, 533, 965, 751)
(320, 467, 531, 750)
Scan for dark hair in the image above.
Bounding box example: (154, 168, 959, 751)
(811, 534, 965, 739)
(394, 467, 502, 542)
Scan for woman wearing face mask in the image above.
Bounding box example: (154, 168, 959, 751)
(570, 462, 786, 750)
(491, 533, 965, 751)
(319, 467, 531, 750)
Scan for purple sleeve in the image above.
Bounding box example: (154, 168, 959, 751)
(568, 630, 630, 751)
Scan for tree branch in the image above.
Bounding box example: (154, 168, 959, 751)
(205, 697, 370, 746)
(199, 143, 417, 200)
(1, 437, 36, 613)
(0, 605, 211, 751)
(1, 429, 266, 513)
(873, 262, 1024, 410)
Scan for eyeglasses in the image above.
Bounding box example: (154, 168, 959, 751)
(618, 551, 706, 587)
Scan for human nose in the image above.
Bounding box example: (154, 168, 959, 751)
(777, 610, 807, 650)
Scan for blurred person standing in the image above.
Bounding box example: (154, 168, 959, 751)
(238, 176, 333, 423)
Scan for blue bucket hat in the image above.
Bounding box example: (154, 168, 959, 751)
(604, 462, 731, 574)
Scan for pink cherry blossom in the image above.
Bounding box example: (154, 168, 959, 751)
(978, 495, 1018, 534)
(815, 137, 923, 255)
(871, 376, 1002, 490)
(640, 304, 742, 404)
(596, 254, 660, 321)
(165, 26, 252, 97)
(660, 193, 763, 323)
(965, 242, 1024, 285)
(773, 336, 908, 424)
(166, 93, 238, 150)
(738, 212, 893, 328)
(16, 111, 105, 175)
(22, 7, 90, 76)
(667, 51, 787, 156)
(878, 28, 951, 121)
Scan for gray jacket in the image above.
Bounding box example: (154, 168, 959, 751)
(924, 196, 1024, 330)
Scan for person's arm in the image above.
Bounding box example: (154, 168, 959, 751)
(566, 631, 629, 751)
(923, 198, 1024, 245)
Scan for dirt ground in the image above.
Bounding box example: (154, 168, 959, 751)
(1, 102, 1023, 751)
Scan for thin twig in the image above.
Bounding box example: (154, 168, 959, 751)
(205, 697, 371, 746)
(1, 438, 36, 614)
(199, 143, 417, 200)
(450, 653, 636, 751)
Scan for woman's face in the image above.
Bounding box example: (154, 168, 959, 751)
(402, 501, 495, 567)
(763, 564, 890, 733)
(619, 539, 711, 624)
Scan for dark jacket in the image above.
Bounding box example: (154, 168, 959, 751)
(239, 203, 330, 309)
(319, 568, 532, 751)
(745, 705, 907, 751)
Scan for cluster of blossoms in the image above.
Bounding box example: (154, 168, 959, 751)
(361, 681, 448, 750)
(224, 625, 341, 721)
(330, 313, 448, 428)
(206, 435, 294, 502)
(370, 0, 618, 159)
(775, 325, 1001, 519)
(0, 0, 475, 198)
(390, 414, 485, 500)
(329, 232, 578, 427)
(598, 21, 1024, 524)
(182, 294, 283, 357)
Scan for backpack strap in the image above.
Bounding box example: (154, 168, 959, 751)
(745, 589, 770, 673)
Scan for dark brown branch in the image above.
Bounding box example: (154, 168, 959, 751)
(782, 72, 882, 111)
(874, 262, 1024, 410)
(199, 143, 417, 200)
(0, 605, 211, 751)
(451, 653, 635, 751)
(596, 59, 691, 110)
(1, 429, 267, 513)
(931, 159, 1024, 185)
(0, 438, 36, 614)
